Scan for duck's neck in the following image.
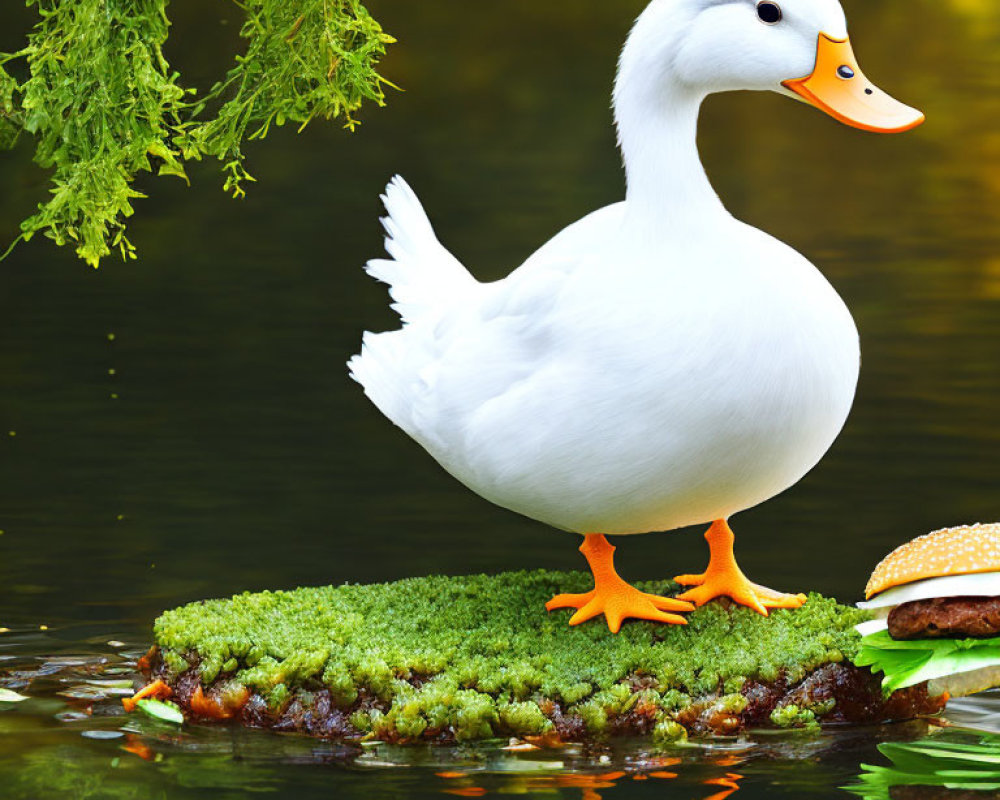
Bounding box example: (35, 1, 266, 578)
(614, 60, 729, 236)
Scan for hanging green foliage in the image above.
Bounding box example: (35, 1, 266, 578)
(0, 0, 394, 267)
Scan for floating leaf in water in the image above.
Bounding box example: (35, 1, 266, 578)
(136, 698, 184, 725)
(101, 667, 134, 676)
(41, 658, 88, 669)
(59, 684, 132, 700)
(57, 687, 106, 701)
(0, 688, 28, 703)
(83, 679, 135, 690)
(81, 730, 125, 740)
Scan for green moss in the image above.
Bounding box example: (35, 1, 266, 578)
(162, 650, 189, 676)
(266, 683, 290, 711)
(349, 709, 374, 733)
(769, 704, 821, 731)
(199, 656, 222, 684)
(576, 700, 608, 733)
(652, 719, 688, 744)
(716, 693, 749, 715)
(499, 701, 552, 736)
(659, 689, 692, 712)
(152, 569, 869, 741)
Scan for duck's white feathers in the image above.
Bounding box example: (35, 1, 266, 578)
(349, 175, 477, 428)
(362, 176, 476, 325)
(346, 0, 879, 541)
(349, 177, 859, 536)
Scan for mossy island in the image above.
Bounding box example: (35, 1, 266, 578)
(139, 570, 945, 743)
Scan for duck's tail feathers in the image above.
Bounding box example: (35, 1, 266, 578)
(364, 175, 475, 324)
(347, 330, 417, 435)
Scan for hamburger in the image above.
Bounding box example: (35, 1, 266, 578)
(855, 523, 1000, 697)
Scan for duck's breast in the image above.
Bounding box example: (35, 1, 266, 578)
(420, 223, 859, 535)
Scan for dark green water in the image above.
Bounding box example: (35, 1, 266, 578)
(1, 0, 998, 796)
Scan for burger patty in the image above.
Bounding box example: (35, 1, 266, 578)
(888, 595, 1000, 640)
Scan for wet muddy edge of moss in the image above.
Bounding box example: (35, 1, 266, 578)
(137, 570, 947, 743)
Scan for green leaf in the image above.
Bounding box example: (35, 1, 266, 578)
(0, 0, 393, 266)
(856, 630, 1000, 691)
(136, 698, 184, 724)
(861, 630, 1000, 651)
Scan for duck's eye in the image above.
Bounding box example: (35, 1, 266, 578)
(755, 1, 782, 24)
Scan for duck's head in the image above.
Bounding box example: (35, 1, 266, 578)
(616, 0, 924, 134)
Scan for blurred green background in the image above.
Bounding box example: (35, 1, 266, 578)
(0, 0, 998, 797)
(0, 0, 997, 643)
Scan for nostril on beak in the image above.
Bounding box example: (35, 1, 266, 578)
(864, 88, 874, 95)
(836, 65, 855, 79)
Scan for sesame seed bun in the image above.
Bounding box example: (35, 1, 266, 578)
(865, 523, 1000, 600)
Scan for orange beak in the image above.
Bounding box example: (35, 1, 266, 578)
(782, 34, 924, 133)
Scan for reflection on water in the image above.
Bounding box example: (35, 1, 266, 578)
(0, 0, 998, 796)
(846, 729, 1000, 799)
(4, 627, 1000, 800)
(937, 692, 1000, 736)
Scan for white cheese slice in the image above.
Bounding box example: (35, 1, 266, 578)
(858, 571, 1000, 610)
(854, 618, 889, 636)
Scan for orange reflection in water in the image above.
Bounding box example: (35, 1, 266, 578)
(436, 759, 746, 799)
(703, 772, 745, 800)
(121, 734, 155, 762)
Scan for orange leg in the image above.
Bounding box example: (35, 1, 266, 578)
(546, 534, 693, 633)
(674, 519, 806, 615)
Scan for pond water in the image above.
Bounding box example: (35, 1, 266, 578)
(0, 0, 998, 797)
(2, 627, 1000, 800)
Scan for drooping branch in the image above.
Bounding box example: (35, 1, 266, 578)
(0, 0, 393, 267)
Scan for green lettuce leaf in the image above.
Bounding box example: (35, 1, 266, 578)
(855, 630, 1000, 691)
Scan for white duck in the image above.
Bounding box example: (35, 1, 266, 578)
(349, 0, 923, 632)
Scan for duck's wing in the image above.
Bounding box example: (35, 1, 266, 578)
(350, 190, 626, 465)
(507, 202, 626, 281)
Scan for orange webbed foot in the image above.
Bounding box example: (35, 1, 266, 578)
(674, 520, 807, 616)
(546, 535, 693, 633)
(675, 576, 806, 616)
(546, 584, 692, 633)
